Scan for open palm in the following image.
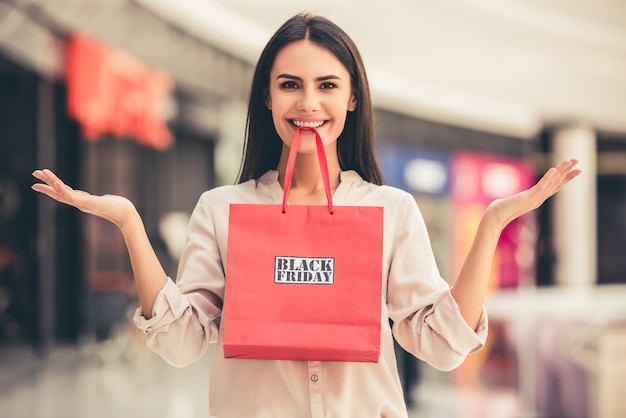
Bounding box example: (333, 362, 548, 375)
(32, 169, 136, 229)
(486, 158, 581, 230)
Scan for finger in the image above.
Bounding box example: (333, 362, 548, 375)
(32, 168, 57, 183)
(548, 159, 574, 181)
(529, 163, 569, 201)
(566, 169, 582, 181)
(554, 159, 581, 188)
(32, 169, 64, 192)
(31, 182, 70, 203)
(540, 159, 578, 191)
(32, 170, 54, 188)
(555, 159, 578, 178)
(41, 169, 69, 192)
(32, 169, 80, 205)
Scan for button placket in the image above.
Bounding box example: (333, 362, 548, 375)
(307, 361, 324, 418)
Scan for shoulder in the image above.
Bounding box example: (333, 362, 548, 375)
(196, 170, 278, 209)
(341, 171, 416, 209)
(198, 181, 252, 203)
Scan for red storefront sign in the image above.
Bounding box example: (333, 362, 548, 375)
(66, 35, 173, 150)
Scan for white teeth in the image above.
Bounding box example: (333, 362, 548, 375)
(292, 120, 325, 128)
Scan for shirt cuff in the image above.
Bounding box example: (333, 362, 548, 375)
(425, 290, 489, 355)
(133, 278, 189, 332)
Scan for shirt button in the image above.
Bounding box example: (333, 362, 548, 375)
(310, 374, 319, 382)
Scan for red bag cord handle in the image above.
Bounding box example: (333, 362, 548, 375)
(281, 127, 334, 214)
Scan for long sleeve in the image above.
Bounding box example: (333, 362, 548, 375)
(385, 192, 488, 371)
(133, 191, 225, 368)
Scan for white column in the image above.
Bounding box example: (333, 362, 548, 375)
(552, 123, 597, 286)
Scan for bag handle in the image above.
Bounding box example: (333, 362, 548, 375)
(282, 127, 334, 214)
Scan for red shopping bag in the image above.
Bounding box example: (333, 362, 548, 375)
(223, 127, 383, 362)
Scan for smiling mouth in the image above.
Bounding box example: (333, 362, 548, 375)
(290, 119, 328, 129)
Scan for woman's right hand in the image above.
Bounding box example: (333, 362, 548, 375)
(32, 169, 136, 229)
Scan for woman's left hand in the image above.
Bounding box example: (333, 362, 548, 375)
(485, 158, 581, 230)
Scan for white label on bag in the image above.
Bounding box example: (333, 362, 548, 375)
(274, 256, 335, 284)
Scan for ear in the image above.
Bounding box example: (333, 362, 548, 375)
(347, 95, 357, 112)
(264, 90, 271, 110)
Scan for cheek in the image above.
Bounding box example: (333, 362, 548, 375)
(269, 99, 288, 121)
(271, 110, 289, 132)
(269, 112, 293, 145)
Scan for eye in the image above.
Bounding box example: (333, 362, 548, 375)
(280, 81, 300, 90)
(320, 82, 337, 90)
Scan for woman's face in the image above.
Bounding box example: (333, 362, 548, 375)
(267, 40, 356, 155)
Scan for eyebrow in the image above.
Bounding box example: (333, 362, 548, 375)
(276, 73, 342, 82)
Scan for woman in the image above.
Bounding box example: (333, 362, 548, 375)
(32, 13, 580, 418)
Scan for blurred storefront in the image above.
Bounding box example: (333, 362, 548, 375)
(375, 109, 626, 417)
(0, 0, 252, 353)
(376, 108, 537, 284)
(376, 110, 538, 408)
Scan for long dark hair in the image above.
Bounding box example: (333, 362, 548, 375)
(236, 13, 384, 185)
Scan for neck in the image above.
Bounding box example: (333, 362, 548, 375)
(277, 145, 341, 194)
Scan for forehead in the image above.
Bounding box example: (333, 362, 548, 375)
(271, 40, 349, 77)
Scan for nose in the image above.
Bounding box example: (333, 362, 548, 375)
(297, 87, 321, 112)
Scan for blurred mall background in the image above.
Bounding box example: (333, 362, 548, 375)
(0, 0, 625, 417)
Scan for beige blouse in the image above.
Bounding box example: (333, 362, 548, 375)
(134, 170, 488, 418)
